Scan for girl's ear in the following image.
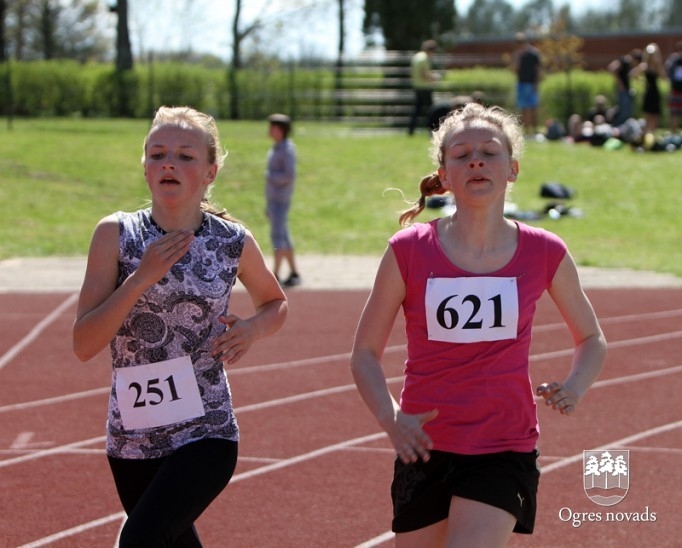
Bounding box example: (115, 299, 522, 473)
(205, 164, 218, 185)
(437, 166, 447, 187)
(508, 160, 519, 182)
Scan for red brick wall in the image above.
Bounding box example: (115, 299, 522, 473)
(446, 31, 682, 71)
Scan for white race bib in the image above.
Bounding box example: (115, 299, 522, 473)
(425, 277, 519, 343)
(115, 355, 206, 430)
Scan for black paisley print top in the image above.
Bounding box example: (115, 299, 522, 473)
(106, 208, 244, 459)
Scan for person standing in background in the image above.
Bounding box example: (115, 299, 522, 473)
(512, 32, 542, 137)
(630, 43, 665, 133)
(665, 41, 682, 133)
(608, 48, 642, 126)
(408, 40, 441, 136)
(265, 113, 301, 287)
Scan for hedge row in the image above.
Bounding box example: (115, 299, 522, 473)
(0, 60, 334, 120)
(0, 59, 661, 124)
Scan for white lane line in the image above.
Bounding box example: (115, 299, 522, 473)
(228, 432, 387, 483)
(0, 436, 105, 468)
(532, 364, 682, 404)
(0, 387, 110, 414)
(17, 512, 127, 548)
(589, 364, 682, 389)
(533, 308, 682, 333)
(355, 531, 396, 548)
(530, 330, 682, 362)
(541, 418, 682, 474)
(227, 343, 406, 375)
(0, 293, 78, 371)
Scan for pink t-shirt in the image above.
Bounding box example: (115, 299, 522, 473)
(389, 219, 566, 455)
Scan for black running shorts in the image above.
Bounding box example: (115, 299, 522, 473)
(391, 449, 540, 534)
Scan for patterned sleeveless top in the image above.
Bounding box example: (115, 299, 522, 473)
(106, 208, 244, 459)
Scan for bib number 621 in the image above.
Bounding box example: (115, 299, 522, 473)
(425, 277, 519, 343)
(437, 293, 504, 330)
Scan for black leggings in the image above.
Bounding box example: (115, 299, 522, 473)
(108, 438, 238, 548)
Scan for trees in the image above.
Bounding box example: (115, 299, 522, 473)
(108, 0, 133, 117)
(334, 0, 346, 117)
(110, 0, 132, 71)
(462, 0, 514, 37)
(362, 0, 457, 50)
(228, 0, 265, 119)
(0, 0, 6, 62)
(227, 0, 352, 120)
(514, 0, 556, 34)
(662, 0, 682, 27)
(2, 0, 110, 62)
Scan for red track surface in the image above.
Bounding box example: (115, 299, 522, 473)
(1, 288, 681, 547)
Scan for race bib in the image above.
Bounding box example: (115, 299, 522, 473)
(425, 277, 519, 343)
(116, 355, 205, 430)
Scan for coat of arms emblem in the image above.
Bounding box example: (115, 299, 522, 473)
(583, 450, 629, 506)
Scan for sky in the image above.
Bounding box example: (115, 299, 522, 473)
(126, 0, 593, 61)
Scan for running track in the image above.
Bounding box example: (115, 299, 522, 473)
(1, 287, 681, 547)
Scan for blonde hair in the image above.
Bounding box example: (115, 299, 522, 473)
(142, 106, 239, 223)
(399, 103, 524, 227)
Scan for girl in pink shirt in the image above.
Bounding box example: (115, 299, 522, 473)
(351, 102, 606, 546)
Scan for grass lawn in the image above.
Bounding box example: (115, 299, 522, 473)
(1, 117, 680, 278)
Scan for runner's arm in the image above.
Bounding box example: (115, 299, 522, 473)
(540, 252, 607, 414)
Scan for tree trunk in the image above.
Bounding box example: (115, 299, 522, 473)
(334, 0, 345, 118)
(114, 0, 133, 71)
(39, 0, 55, 60)
(229, 0, 242, 120)
(0, 0, 6, 62)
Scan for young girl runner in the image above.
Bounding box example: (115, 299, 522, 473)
(73, 106, 287, 546)
(351, 102, 606, 547)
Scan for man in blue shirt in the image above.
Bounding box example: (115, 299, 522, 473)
(512, 33, 542, 137)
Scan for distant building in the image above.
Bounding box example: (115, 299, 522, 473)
(445, 30, 682, 71)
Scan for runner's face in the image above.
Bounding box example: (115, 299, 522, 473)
(438, 123, 518, 205)
(144, 126, 217, 204)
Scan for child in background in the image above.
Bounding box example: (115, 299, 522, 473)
(265, 113, 301, 287)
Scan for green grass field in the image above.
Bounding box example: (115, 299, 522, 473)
(1, 117, 681, 278)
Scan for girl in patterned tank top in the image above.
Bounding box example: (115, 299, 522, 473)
(73, 106, 287, 546)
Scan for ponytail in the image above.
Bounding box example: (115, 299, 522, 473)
(398, 171, 447, 227)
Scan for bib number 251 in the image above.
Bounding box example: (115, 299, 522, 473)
(115, 355, 206, 430)
(129, 375, 181, 408)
